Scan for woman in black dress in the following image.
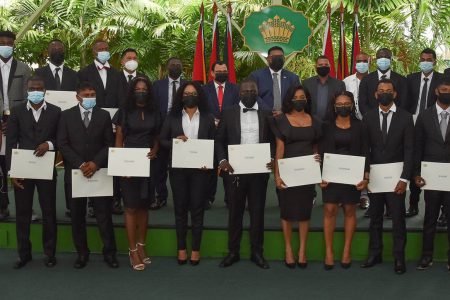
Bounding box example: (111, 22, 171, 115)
(160, 81, 215, 266)
(271, 85, 322, 269)
(115, 76, 160, 271)
(319, 91, 369, 270)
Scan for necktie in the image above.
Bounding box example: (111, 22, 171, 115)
(272, 73, 281, 110)
(381, 74, 387, 80)
(381, 111, 389, 143)
(419, 78, 429, 113)
(218, 84, 224, 111)
(243, 108, 256, 113)
(440, 111, 449, 141)
(83, 111, 90, 128)
(128, 75, 133, 83)
(172, 81, 177, 103)
(55, 67, 61, 90)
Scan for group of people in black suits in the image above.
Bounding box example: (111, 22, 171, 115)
(2, 27, 450, 275)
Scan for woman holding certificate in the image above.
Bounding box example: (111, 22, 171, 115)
(115, 76, 161, 271)
(271, 85, 322, 269)
(319, 91, 369, 270)
(160, 81, 216, 266)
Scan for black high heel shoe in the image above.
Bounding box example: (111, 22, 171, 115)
(190, 259, 200, 266)
(324, 263, 334, 270)
(340, 261, 352, 269)
(284, 260, 296, 269)
(297, 261, 308, 269)
(177, 258, 187, 265)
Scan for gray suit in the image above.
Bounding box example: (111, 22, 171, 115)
(0, 59, 31, 115)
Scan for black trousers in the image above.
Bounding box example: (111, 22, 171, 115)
(14, 178, 57, 259)
(225, 173, 269, 255)
(368, 192, 406, 261)
(422, 191, 450, 259)
(408, 181, 422, 208)
(207, 168, 218, 203)
(68, 183, 116, 256)
(154, 149, 169, 201)
(0, 155, 9, 209)
(169, 168, 209, 251)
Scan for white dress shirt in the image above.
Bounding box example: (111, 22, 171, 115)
(182, 108, 200, 139)
(343, 73, 362, 120)
(123, 69, 137, 82)
(414, 72, 434, 116)
(94, 60, 110, 88)
(79, 103, 93, 122)
(26, 100, 54, 150)
(1, 57, 12, 112)
(168, 77, 180, 113)
(377, 69, 391, 80)
(49, 62, 64, 83)
(214, 81, 226, 95)
(239, 102, 259, 144)
(436, 103, 450, 123)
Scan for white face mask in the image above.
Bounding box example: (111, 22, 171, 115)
(124, 60, 138, 72)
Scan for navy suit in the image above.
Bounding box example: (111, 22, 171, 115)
(203, 81, 240, 119)
(249, 67, 300, 110)
(152, 77, 187, 117)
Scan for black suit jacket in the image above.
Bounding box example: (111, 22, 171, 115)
(444, 68, 450, 77)
(359, 70, 407, 116)
(6, 102, 61, 171)
(152, 77, 187, 117)
(203, 81, 240, 119)
(362, 107, 414, 179)
(215, 105, 275, 162)
(35, 65, 78, 91)
(414, 105, 450, 176)
(57, 105, 114, 183)
(78, 63, 121, 108)
(117, 71, 146, 108)
(405, 71, 443, 114)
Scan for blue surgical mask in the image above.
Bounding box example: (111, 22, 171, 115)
(97, 51, 110, 64)
(419, 61, 434, 73)
(0, 45, 13, 59)
(27, 91, 45, 104)
(376, 58, 391, 71)
(82, 97, 96, 109)
(355, 62, 369, 74)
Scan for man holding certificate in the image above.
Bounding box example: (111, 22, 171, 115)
(216, 78, 274, 269)
(414, 78, 450, 271)
(6, 76, 61, 269)
(57, 81, 118, 269)
(360, 79, 414, 274)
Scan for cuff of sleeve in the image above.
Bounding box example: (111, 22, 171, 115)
(46, 141, 54, 151)
(219, 159, 227, 165)
(399, 178, 409, 184)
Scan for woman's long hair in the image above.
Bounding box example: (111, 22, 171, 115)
(122, 76, 156, 112)
(281, 85, 312, 114)
(170, 81, 209, 116)
(331, 91, 357, 120)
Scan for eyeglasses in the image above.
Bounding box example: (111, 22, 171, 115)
(334, 104, 352, 108)
(183, 93, 198, 97)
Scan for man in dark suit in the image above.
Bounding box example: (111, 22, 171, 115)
(404, 48, 444, 218)
(250, 46, 300, 113)
(7, 76, 60, 269)
(216, 78, 274, 269)
(303, 55, 346, 122)
(57, 81, 118, 269)
(0, 30, 31, 220)
(414, 77, 450, 271)
(359, 48, 408, 116)
(203, 60, 239, 207)
(117, 48, 145, 106)
(361, 79, 414, 274)
(151, 57, 186, 209)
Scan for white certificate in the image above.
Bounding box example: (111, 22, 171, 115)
(172, 139, 214, 169)
(102, 108, 118, 120)
(228, 143, 271, 175)
(72, 168, 113, 198)
(368, 162, 405, 193)
(107, 147, 150, 177)
(322, 153, 365, 185)
(44, 90, 77, 111)
(421, 161, 450, 192)
(10, 149, 55, 180)
(0, 135, 5, 155)
(278, 155, 322, 187)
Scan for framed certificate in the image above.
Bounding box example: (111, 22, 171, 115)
(72, 168, 113, 198)
(421, 161, 450, 192)
(278, 155, 322, 187)
(107, 147, 150, 177)
(171, 139, 214, 169)
(9, 149, 55, 180)
(322, 153, 365, 185)
(44, 90, 78, 111)
(228, 143, 271, 175)
(368, 162, 406, 193)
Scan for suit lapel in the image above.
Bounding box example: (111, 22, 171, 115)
(385, 110, 398, 145)
(209, 83, 220, 114)
(7, 59, 17, 92)
(257, 110, 265, 143)
(233, 106, 241, 142)
(162, 78, 169, 113)
(280, 70, 288, 100)
(374, 110, 384, 145)
(198, 114, 207, 139)
(90, 63, 105, 91)
(45, 65, 56, 90)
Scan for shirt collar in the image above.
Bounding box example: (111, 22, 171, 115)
(123, 69, 136, 78)
(182, 108, 200, 117)
(49, 62, 64, 73)
(436, 103, 450, 115)
(269, 68, 281, 76)
(79, 103, 93, 114)
(0, 57, 13, 68)
(239, 101, 259, 110)
(94, 59, 110, 70)
(377, 69, 391, 79)
(169, 77, 180, 84)
(379, 103, 397, 114)
(421, 71, 434, 81)
(214, 81, 226, 89)
(26, 100, 47, 111)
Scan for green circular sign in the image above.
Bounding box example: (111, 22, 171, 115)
(242, 5, 312, 56)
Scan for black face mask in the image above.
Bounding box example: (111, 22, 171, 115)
(316, 66, 330, 77)
(378, 93, 394, 106)
(335, 106, 352, 117)
(168, 66, 182, 79)
(215, 73, 228, 84)
(49, 51, 65, 66)
(269, 56, 284, 72)
(135, 92, 147, 105)
(292, 100, 307, 112)
(438, 92, 450, 105)
(183, 95, 198, 108)
(241, 94, 257, 108)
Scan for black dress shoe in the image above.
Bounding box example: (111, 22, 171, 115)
(87, 206, 96, 218)
(150, 199, 167, 210)
(190, 259, 200, 266)
(204, 201, 212, 210)
(394, 260, 406, 274)
(13, 257, 31, 269)
(0, 208, 10, 221)
(416, 256, 433, 270)
(74, 255, 89, 269)
(363, 209, 370, 218)
(297, 261, 308, 269)
(284, 261, 296, 269)
(437, 213, 447, 228)
(177, 259, 187, 265)
(384, 210, 392, 219)
(324, 263, 334, 271)
(219, 253, 240, 268)
(340, 261, 352, 269)
(405, 206, 419, 218)
(250, 253, 269, 269)
(64, 210, 71, 218)
(104, 255, 119, 268)
(361, 255, 382, 268)
(44, 256, 57, 268)
(111, 201, 124, 215)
